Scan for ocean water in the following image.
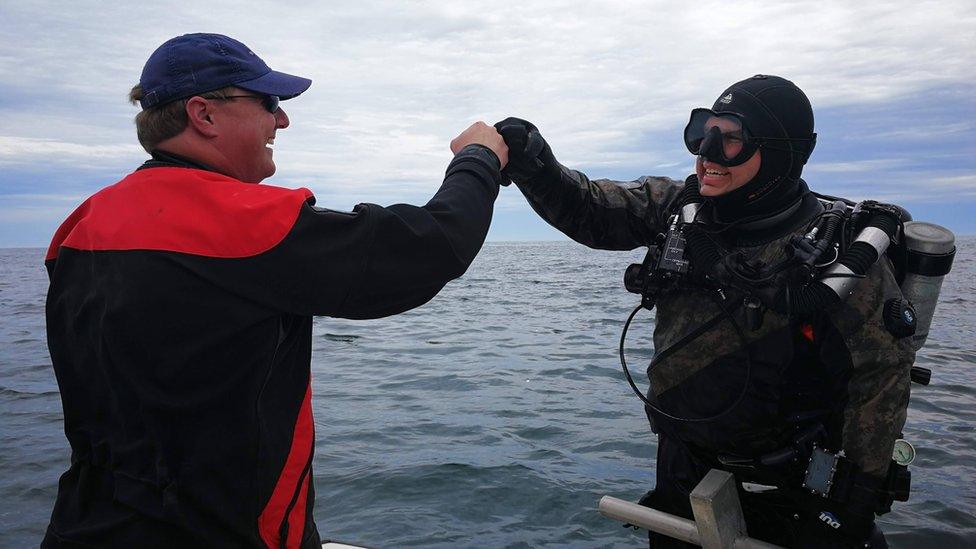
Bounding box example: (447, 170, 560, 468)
(1, 241, 974, 548)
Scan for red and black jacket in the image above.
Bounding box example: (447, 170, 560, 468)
(42, 147, 501, 548)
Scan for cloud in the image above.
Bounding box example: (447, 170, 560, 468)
(806, 159, 912, 174)
(1, 0, 974, 245)
(0, 137, 142, 165)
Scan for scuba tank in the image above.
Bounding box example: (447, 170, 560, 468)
(897, 221, 956, 352)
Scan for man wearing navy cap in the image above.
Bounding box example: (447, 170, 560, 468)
(42, 33, 507, 548)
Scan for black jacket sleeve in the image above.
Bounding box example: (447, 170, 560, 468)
(206, 144, 502, 319)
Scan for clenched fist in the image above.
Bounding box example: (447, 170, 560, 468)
(451, 121, 509, 170)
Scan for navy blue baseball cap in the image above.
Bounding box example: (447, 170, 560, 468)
(138, 33, 312, 109)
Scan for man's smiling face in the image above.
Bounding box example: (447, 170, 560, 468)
(209, 89, 290, 183)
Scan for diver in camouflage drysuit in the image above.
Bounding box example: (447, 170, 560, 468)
(496, 76, 914, 547)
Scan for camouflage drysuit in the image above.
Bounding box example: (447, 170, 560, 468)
(515, 167, 915, 548)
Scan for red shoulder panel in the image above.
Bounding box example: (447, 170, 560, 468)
(46, 168, 314, 260)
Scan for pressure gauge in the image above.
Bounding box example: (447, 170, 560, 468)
(892, 439, 916, 466)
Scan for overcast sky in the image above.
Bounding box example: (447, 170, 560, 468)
(1, 0, 974, 247)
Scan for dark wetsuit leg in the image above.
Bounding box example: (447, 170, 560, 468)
(641, 435, 710, 548)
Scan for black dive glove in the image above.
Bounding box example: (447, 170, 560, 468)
(493, 117, 559, 184)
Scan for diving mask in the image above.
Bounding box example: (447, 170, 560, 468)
(684, 107, 817, 167)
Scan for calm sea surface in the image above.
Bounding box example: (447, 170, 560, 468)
(1, 241, 974, 547)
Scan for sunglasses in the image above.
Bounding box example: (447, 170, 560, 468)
(210, 94, 280, 114)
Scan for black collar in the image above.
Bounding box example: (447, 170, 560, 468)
(702, 191, 824, 247)
(137, 150, 219, 173)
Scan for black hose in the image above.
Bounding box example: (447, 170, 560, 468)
(679, 177, 702, 207)
(810, 205, 844, 262)
(618, 290, 754, 423)
(837, 242, 878, 276)
(677, 179, 724, 283)
(619, 304, 654, 407)
(780, 210, 900, 316)
(868, 210, 900, 235)
(684, 225, 723, 282)
(782, 281, 841, 316)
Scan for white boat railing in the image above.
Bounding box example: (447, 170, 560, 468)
(599, 469, 784, 549)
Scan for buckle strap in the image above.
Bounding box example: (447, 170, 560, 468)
(717, 423, 826, 470)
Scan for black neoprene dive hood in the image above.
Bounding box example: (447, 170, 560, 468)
(705, 75, 817, 220)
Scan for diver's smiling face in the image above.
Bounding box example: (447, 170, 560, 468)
(695, 114, 761, 196)
(696, 152, 760, 197)
(695, 151, 762, 196)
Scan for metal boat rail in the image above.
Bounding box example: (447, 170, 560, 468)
(599, 469, 784, 548)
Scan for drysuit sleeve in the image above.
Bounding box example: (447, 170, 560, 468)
(812, 257, 915, 542)
(785, 258, 914, 546)
(513, 165, 684, 250)
(825, 258, 915, 481)
(213, 144, 502, 319)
